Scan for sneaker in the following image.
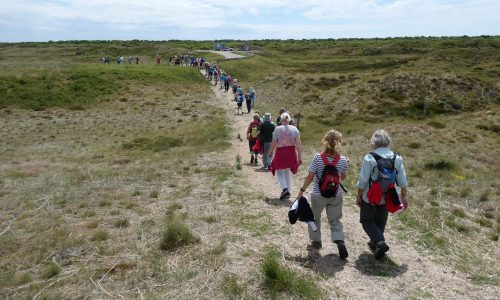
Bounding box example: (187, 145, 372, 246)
(279, 188, 290, 200)
(367, 241, 377, 251)
(250, 156, 254, 164)
(374, 241, 390, 260)
(335, 240, 349, 259)
(310, 241, 322, 249)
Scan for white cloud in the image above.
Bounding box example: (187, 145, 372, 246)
(0, 0, 498, 41)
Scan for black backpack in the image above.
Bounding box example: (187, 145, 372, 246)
(370, 152, 398, 192)
(317, 153, 347, 198)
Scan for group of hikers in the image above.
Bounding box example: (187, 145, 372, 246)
(99, 55, 140, 64)
(197, 57, 410, 261)
(248, 112, 409, 260)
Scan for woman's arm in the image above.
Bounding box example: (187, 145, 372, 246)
(297, 172, 315, 198)
(268, 140, 277, 157)
(295, 133, 303, 164)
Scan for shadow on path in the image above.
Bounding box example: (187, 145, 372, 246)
(286, 245, 347, 277)
(354, 253, 408, 277)
(263, 197, 292, 207)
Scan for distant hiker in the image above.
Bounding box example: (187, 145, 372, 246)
(356, 129, 408, 260)
(248, 87, 256, 108)
(135, 56, 140, 64)
(269, 112, 303, 200)
(232, 79, 239, 94)
(224, 75, 231, 92)
(259, 113, 276, 169)
(219, 72, 227, 89)
(213, 68, 219, 86)
(296, 130, 349, 259)
(128, 55, 132, 64)
(247, 114, 262, 164)
(245, 91, 252, 114)
(277, 108, 285, 125)
(236, 95, 244, 115)
(156, 54, 161, 65)
(285, 111, 296, 126)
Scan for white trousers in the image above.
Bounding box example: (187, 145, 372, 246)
(276, 169, 292, 191)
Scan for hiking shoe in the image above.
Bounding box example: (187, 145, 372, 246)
(335, 240, 349, 259)
(279, 189, 291, 200)
(250, 156, 254, 164)
(367, 241, 377, 251)
(254, 158, 258, 165)
(310, 241, 322, 249)
(374, 241, 390, 260)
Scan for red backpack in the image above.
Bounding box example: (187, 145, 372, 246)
(317, 153, 345, 198)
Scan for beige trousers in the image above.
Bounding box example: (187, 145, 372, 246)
(308, 194, 345, 242)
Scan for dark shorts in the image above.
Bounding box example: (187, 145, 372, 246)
(248, 140, 257, 152)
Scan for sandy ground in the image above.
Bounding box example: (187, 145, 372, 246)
(203, 69, 498, 299)
(197, 50, 247, 60)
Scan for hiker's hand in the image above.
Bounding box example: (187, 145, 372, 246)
(356, 195, 362, 207)
(346, 157, 350, 164)
(401, 196, 408, 210)
(297, 190, 303, 199)
(298, 159, 302, 165)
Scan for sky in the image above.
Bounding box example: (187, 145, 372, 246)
(0, 0, 498, 42)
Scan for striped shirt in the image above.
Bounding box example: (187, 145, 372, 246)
(308, 153, 348, 197)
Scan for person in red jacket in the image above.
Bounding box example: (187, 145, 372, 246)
(156, 54, 161, 65)
(246, 114, 261, 164)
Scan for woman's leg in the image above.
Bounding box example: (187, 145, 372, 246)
(284, 169, 292, 193)
(276, 169, 288, 190)
(309, 194, 326, 243)
(325, 195, 344, 242)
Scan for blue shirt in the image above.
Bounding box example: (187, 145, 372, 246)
(356, 147, 408, 204)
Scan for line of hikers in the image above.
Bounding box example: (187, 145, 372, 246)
(197, 57, 409, 261)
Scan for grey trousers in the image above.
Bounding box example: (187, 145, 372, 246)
(263, 142, 272, 167)
(308, 193, 345, 242)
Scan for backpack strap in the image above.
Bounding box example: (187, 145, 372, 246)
(317, 153, 347, 193)
(320, 152, 339, 166)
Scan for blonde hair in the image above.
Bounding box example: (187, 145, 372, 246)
(322, 130, 342, 154)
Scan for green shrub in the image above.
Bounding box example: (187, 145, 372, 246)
(261, 247, 323, 299)
(424, 159, 457, 171)
(91, 230, 109, 242)
(42, 263, 61, 279)
(114, 218, 130, 228)
(223, 274, 244, 298)
(160, 219, 199, 251)
(427, 121, 446, 129)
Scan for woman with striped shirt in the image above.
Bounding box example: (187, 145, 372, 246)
(297, 130, 349, 259)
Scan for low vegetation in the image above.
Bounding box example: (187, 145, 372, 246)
(0, 37, 498, 297)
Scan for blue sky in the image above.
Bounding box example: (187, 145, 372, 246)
(0, 0, 498, 42)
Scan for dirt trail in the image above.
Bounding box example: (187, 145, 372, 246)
(197, 50, 248, 60)
(203, 71, 497, 299)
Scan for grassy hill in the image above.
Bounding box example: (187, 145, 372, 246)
(0, 37, 498, 298)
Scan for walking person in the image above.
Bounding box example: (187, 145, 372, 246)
(245, 91, 252, 114)
(259, 113, 276, 169)
(296, 130, 349, 259)
(156, 54, 161, 65)
(269, 112, 303, 200)
(356, 129, 409, 259)
(276, 108, 285, 125)
(247, 114, 262, 165)
(224, 74, 231, 92)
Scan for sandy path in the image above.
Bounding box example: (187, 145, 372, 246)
(203, 71, 497, 299)
(197, 50, 247, 60)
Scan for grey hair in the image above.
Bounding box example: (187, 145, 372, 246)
(280, 112, 291, 123)
(370, 129, 391, 148)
